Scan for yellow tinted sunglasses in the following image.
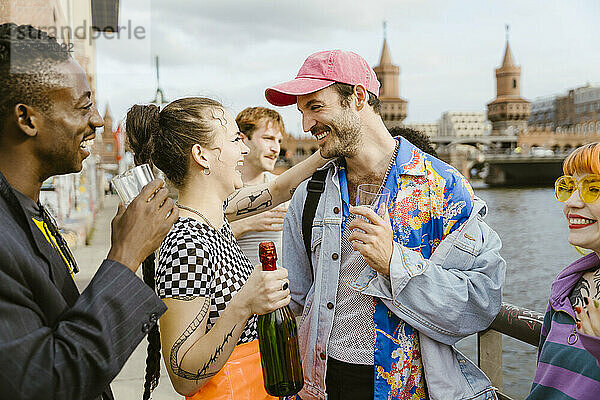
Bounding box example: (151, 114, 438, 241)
(555, 174, 600, 203)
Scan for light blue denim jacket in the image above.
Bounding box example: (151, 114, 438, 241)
(282, 159, 506, 400)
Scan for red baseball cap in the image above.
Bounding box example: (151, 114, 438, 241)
(265, 50, 380, 107)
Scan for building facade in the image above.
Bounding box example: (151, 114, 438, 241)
(529, 85, 600, 135)
(529, 96, 556, 130)
(518, 126, 597, 153)
(572, 85, 600, 135)
(520, 84, 600, 151)
(439, 111, 491, 138)
(0, 0, 99, 94)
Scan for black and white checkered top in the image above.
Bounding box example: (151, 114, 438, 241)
(157, 217, 257, 344)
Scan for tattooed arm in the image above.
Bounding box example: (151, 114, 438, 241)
(159, 296, 247, 396)
(229, 204, 287, 239)
(225, 149, 327, 221)
(159, 267, 291, 396)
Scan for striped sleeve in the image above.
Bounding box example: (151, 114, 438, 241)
(529, 307, 600, 399)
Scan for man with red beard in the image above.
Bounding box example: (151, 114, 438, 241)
(230, 107, 287, 266)
(265, 50, 505, 400)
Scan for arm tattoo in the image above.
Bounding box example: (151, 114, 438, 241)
(233, 188, 273, 216)
(170, 298, 212, 379)
(169, 298, 237, 380)
(570, 278, 591, 320)
(594, 269, 600, 294)
(194, 326, 236, 378)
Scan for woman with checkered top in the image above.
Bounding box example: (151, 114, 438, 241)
(125, 97, 326, 400)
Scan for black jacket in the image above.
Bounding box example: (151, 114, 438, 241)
(0, 171, 166, 400)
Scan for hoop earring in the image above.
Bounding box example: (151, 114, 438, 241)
(202, 168, 211, 176)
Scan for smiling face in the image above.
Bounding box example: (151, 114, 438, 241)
(563, 172, 600, 256)
(35, 60, 103, 177)
(242, 118, 282, 173)
(297, 86, 362, 159)
(204, 109, 249, 195)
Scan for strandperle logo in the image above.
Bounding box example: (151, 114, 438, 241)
(26, 19, 147, 47)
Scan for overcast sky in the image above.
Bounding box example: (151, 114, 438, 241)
(94, 0, 600, 137)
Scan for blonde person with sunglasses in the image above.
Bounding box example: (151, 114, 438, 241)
(527, 142, 600, 400)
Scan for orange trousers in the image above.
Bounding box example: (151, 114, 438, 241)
(185, 340, 277, 400)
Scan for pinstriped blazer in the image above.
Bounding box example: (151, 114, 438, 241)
(0, 171, 167, 400)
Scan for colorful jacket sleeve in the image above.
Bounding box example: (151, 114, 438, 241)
(370, 188, 505, 345)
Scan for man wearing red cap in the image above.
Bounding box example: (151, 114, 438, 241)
(267, 50, 505, 400)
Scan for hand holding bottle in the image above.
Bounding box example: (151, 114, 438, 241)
(238, 263, 290, 317)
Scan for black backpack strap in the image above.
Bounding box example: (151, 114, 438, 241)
(302, 169, 327, 279)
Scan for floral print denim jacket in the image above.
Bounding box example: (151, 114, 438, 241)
(282, 138, 506, 400)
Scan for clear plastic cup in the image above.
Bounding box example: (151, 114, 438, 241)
(111, 164, 154, 206)
(356, 183, 390, 217)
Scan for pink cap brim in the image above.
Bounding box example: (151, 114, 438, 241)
(265, 78, 335, 106)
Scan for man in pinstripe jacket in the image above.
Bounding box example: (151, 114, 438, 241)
(0, 23, 178, 399)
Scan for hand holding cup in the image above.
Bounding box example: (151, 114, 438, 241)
(347, 184, 393, 275)
(107, 178, 178, 272)
(112, 164, 155, 206)
(355, 184, 390, 217)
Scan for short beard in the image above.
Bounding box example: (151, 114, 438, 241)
(322, 106, 361, 159)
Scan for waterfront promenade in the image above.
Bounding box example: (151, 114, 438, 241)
(73, 195, 179, 400)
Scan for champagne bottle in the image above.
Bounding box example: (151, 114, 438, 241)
(257, 241, 304, 397)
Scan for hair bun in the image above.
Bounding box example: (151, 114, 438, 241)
(125, 104, 160, 166)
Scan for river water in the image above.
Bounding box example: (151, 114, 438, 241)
(455, 185, 582, 399)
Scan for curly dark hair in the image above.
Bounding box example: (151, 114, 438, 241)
(389, 126, 438, 157)
(0, 23, 71, 126)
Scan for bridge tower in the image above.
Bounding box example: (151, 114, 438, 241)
(487, 27, 530, 136)
(373, 22, 407, 128)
